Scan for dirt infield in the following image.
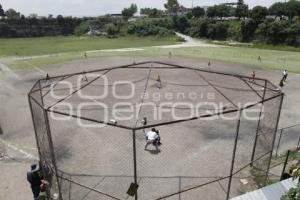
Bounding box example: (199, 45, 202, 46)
(1, 56, 299, 200)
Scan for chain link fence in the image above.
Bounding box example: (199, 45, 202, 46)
(274, 123, 300, 157)
(28, 61, 283, 200)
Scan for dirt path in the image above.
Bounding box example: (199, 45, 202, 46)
(0, 33, 221, 64)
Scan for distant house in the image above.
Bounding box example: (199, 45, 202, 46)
(128, 15, 148, 22)
(266, 15, 289, 20)
(108, 14, 123, 18)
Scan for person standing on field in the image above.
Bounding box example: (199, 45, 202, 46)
(156, 75, 162, 89)
(27, 164, 42, 200)
(251, 71, 256, 82)
(283, 69, 288, 82)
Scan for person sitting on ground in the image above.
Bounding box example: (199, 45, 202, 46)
(27, 163, 42, 200)
(144, 128, 161, 152)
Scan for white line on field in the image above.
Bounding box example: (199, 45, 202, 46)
(0, 138, 38, 160)
(0, 62, 20, 80)
(23, 61, 47, 75)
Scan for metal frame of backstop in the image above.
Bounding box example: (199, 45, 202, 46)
(28, 61, 284, 200)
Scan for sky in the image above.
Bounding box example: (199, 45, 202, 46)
(1, 0, 285, 17)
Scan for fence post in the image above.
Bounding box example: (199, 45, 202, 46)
(280, 150, 291, 181)
(264, 94, 284, 186)
(275, 129, 284, 157)
(39, 80, 63, 200)
(132, 129, 138, 200)
(297, 136, 300, 149)
(250, 80, 267, 167)
(226, 111, 241, 200)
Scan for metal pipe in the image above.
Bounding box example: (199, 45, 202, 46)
(226, 111, 242, 200)
(264, 94, 284, 185)
(250, 80, 267, 166)
(280, 150, 291, 181)
(39, 80, 63, 200)
(132, 130, 138, 200)
(275, 129, 284, 157)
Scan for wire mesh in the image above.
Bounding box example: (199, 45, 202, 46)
(274, 125, 300, 156)
(28, 61, 283, 200)
(29, 80, 61, 197)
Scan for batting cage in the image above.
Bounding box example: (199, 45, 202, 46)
(28, 61, 283, 200)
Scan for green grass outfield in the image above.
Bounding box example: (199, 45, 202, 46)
(8, 45, 300, 73)
(0, 36, 179, 56)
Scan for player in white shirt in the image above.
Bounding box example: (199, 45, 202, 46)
(144, 128, 161, 152)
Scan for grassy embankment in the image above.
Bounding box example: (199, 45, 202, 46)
(2, 36, 300, 73)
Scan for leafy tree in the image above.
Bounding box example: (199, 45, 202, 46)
(281, 165, 300, 200)
(0, 22, 11, 36)
(176, 16, 189, 33)
(285, 22, 300, 45)
(0, 4, 5, 17)
(122, 3, 138, 19)
(286, 0, 300, 20)
(267, 20, 289, 43)
(207, 5, 231, 18)
(207, 22, 229, 40)
(164, 0, 180, 15)
(269, 2, 287, 18)
(185, 11, 193, 19)
(240, 19, 257, 41)
(235, 0, 249, 19)
(228, 21, 242, 41)
(74, 21, 90, 36)
(5, 9, 20, 20)
(140, 8, 164, 18)
(206, 6, 217, 18)
(191, 6, 205, 18)
(105, 23, 120, 36)
(127, 20, 174, 37)
(251, 6, 268, 22)
(256, 19, 289, 44)
(190, 18, 211, 38)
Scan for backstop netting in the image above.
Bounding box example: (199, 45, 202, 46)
(28, 61, 283, 200)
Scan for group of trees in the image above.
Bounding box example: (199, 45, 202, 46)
(74, 17, 123, 36)
(189, 16, 300, 44)
(140, 8, 164, 18)
(166, 0, 300, 45)
(269, 1, 300, 20)
(121, 3, 138, 19)
(0, 0, 299, 46)
(0, 12, 82, 37)
(127, 19, 174, 37)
